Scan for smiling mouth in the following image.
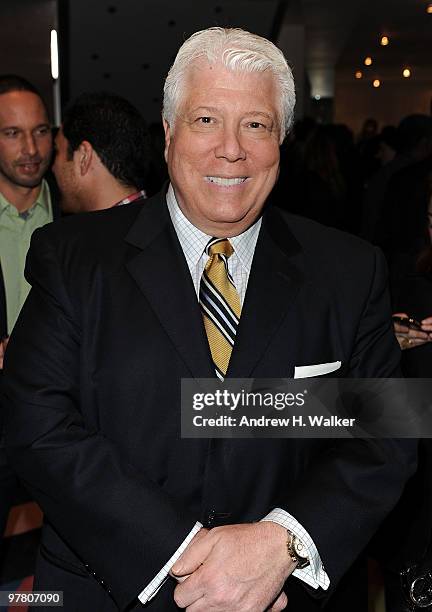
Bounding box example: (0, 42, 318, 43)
(205, 176, 248, 186)
(18, 162, 41, 172)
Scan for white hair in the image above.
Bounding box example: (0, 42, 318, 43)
(162, 27, 295, 142)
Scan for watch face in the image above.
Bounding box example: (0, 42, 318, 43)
(293, 538, 306, 558)
(410, 574, 432, 607)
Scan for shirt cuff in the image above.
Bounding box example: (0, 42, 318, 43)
(138, 521, 203, 604)
(261, 507, 330, 591)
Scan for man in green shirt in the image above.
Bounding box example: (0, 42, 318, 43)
(0, 75, 55, 364)
(0, 75, 55, 544)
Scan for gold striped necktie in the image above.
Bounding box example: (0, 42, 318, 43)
(199, 238, 241, 380)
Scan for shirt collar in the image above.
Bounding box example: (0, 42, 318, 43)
(35, 179, 51, 213)
(0, 178, 51, 216)
(166, 183, 262, 272)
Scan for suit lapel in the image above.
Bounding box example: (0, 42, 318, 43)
(124, 193, 214, 378)
(228, 206, 306, 378)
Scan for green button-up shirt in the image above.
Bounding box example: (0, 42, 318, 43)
(0, 180, 53, 334)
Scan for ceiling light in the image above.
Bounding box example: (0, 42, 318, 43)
(364, 57, 373, 66)
(355, 71, 363, 79)
(50, 30, 59, 79)
(380, 36, 389, 46)
(427, 3, 432, 13)
(402, 68, 411, 78)
(373, 79, 381, 88)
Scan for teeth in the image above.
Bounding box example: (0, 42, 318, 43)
(206, 176, 246, 186)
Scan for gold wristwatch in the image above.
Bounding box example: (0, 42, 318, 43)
(287, 530, 310, 569)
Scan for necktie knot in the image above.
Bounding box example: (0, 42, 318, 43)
(206, 238, 234, 258)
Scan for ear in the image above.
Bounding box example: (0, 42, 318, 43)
(162, 118, 172, 163)
(75, 140, 93, 176)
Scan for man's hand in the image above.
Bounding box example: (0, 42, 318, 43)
(393, 312, 431, 350)
(171, 521, 295, 611)
(421, 316, 432, 333)
(171, 528, 209, 583)
(0, 336, 9, 369)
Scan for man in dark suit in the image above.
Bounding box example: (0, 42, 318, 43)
(2, 28, 416, 611)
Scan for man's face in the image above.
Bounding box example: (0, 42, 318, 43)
(53, 128, 81, 213)
(163, 62, 281, 237)
(0, 91, 52, 190)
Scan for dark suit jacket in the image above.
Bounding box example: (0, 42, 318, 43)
(0, 178, 61, 540)
(1, 191, 416, 611)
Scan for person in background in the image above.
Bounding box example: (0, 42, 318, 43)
(53, 92, 149, 213)
(0, 74, 59, 548)
(0, 75, 59, 356)
(376, 175, 432, 612)
(357, 117, 381, 181)
(392, 191, 432, 373)
(362, 115, 432, 244)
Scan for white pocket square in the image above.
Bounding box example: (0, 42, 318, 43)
(294, 361, 342, 379)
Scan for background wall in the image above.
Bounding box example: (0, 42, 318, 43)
(64, 0, 281, 123)
(0, 0, 56, 120)
(335, 69, 432, 134)
(0, 0, 430, 136)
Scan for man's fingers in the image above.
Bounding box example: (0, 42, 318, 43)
(174, 573, 191, 583)
(171, 531, 212, 577)
(175, 586, 288, 611)
(397, 333, 430, 350)
(180, 596, 206, 611)
(393, 314, 432, 338)
(394, 326, 429, 339)
(173, 569, 206, 609)
(268, 591, 288, 611)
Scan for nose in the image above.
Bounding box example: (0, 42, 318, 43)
(22, 132, 38, 157)
(215, 126, 246, 162)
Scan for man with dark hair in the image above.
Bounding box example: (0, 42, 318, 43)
(53, 92, 149, 213)
(0, 74, 58, 348)
(0, 74, 40, 97)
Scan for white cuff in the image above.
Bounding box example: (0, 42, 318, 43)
(138, 521, 203, 603)
(261, 507, 330, 591)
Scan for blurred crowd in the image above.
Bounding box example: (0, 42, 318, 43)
(271, 113, 432, 377)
